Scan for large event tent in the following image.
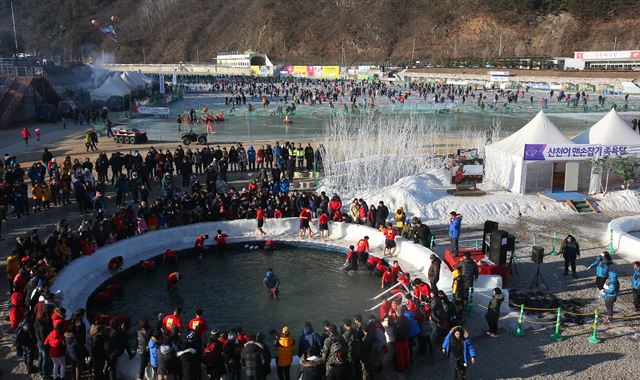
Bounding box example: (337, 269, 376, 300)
(572, 108, 640, 145)
(485, 110, 576, 193)
(90, 74, 131, 101)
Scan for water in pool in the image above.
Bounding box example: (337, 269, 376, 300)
(94, 245, 383, 339)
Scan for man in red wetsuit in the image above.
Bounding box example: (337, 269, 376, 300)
(383, 223, 398, 257)
(256, 207, 267, 238)
(343, 245, 358, 271)
(167, 272, 180, 290)
(163, 249, 178, 265)
(214, 229, 228, 253)
(381, 267, 393, 289)
(298, 207, 314, 239)
(318, 212, 330, 241)
(195, 234, 209, 258)
(390, 260, 403, 282)
(140, 259, 156, 273)
(162, 307, 183, 332)
(188, 309, 209, 337)
(355, 236, 371, 264)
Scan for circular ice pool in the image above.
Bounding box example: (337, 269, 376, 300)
(89, 244, 381, 338)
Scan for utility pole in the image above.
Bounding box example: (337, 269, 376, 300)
(142, 46, 146, 64)
(196, 47, 199, 63)
(498, 32, 503, 57)
(613, 36, 618, 51)
(81, 46, 84, 63)
(11, 1, 19, 55)
(341, 41, 346, 67)
(283, 38, 286, 65)
(411, 33, 416, 64)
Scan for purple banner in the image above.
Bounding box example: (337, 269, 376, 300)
(524, 144, 629, 161)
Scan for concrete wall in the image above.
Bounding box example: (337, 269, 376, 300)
(608, 216, 640, 263)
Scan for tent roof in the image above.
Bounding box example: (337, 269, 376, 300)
(571, 108, 640, 145)
(90, 73, 131, 100)
(489, 110, 574, 157)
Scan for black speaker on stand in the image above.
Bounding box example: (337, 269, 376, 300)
(488, 230, 508, 265)
(482, 220, 499, 255)
(530, 246, 548, 289)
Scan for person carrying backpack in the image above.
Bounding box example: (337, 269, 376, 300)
(321, 325, 347, 378)
(298, 322, 322, 359)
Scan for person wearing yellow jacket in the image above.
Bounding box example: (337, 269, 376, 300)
(394, 207, 406, 230)
(275, 326, 295, 380)
(32, 183, 44, 211)
(6, 251, 20, 293)
(41, 183, 52, 209)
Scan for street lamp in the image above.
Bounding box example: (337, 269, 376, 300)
(58, 25, 66, 64)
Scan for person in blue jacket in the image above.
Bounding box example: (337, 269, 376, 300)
(148, 333, 160, 379)
(442, 326, 476, 379)
(586, 251, 613, 293)
(604, 271, 620, 324)
(632, 261, 640, 312)
(263, 268, 280, 299)
(448, 211, 462, 256)
(247, 146, 256, 171)
(403, 309, 421, 347)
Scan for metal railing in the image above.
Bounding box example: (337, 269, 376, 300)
(0, 81, 27, 124)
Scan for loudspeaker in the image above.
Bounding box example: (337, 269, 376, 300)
(532, 246, 544, 264)
(482, 220, 499, 254)
(488, 229, 508, 265)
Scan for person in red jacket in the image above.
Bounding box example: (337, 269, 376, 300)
(195, 234, 209, 258)
(163, 307, 183, 332)
(412, 279, 431, 301)
(9, 291, 25, 330)
(383, 223, 398, 257)
(298, 207, 314, 239)
(374, 260, 389, 278)
(367, 255, 382, 271)
(167, 272, 180, 290)
(390, 260, 403, 282)
(108, 256, 124, 274)
(333, 209, 344, 222)
(328, 195, 342, 217)
(44, 324, 66, 379)
(214, 229, 228, 253)
(273, 208, 283, 218)
(356, 236, 371, 264)
(163, 249, 178, 265)
(318, 212, 330, 241)
(140, 259, 156, 273)
(381, 267, 393, 288)
(256, 207, 267, 238)
(189, 309, 209, 337)
(13, 269, 29, 293)
(343, 245, 358, 271)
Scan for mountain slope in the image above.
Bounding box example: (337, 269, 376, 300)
(1, 0, 640, 64)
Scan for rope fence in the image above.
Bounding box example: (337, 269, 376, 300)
(467, 287, 640, 343)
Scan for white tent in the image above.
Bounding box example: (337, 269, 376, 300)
(572, 108, 640, 145)
(485, 110, 575, 193)
(131, 71, 153, 86)
(121, 72, 145, 90)
(90, 74, 131, 101)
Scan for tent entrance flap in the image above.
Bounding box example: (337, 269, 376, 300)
(564, 162, 579, 192)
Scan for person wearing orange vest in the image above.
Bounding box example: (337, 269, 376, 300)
(188, 309, 209, 337)
(167, 272, 181, 290)
(195, 234, 209, 258)
(383, 222, 398, 257)
(355, 236, 371, 264)
(162, 307, 183, 332)
(298, 207, 314, 239)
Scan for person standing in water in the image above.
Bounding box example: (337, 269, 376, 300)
(263, 268, 280, 300)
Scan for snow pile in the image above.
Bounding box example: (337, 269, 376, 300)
(594, 190, 640, 213)
(328, 169, 575, 226)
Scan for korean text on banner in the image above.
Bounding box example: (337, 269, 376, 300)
(322, 66, 340, 79)
(159, 74, 165, 94)
(524, 144, 631, 161)
(136, 106, 170, 115)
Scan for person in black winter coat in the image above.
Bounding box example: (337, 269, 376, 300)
(412, 219, 432, 247)
(14, 312, 37, 373)
(327, 349, 353, 380)
(298, 347, 325, 380)
(456, 252, 479, 290)
(157, 336, 178, 379)
(105, 319, 133, 380)
(560, 235, 580, 277)
(178, 330, 202, 380)
(428, 254, 441, 292)
(375, 201, 389, 229)
(241, 335, 266, 380)
(35, 306, 53, 378)
(135, 318, 152, 380)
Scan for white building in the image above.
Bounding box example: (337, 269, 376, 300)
(563, 50, 640, 70)
(215, 50, 274, 68)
